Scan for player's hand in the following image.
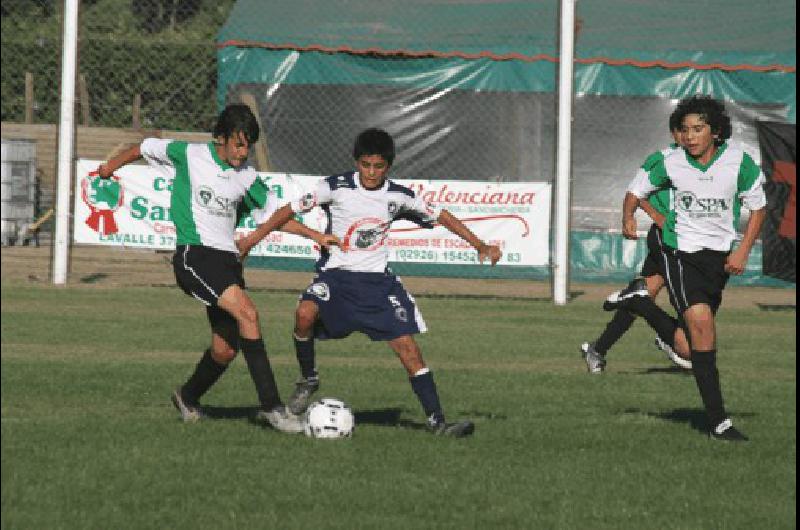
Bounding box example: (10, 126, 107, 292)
(477, 243, 502, 265)
(724, 249, 748, 275)
(236, 235, 254, 260)
(622, 217, 638, 240)
(315, 234, 342, 250)
(97, 164, 114, 179)
(652, 213, 666, 229)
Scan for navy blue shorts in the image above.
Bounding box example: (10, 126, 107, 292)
(300, 269, 427, 341)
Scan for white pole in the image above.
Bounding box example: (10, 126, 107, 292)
(53, 0, 80, 285)
(553, 0, 575, 305)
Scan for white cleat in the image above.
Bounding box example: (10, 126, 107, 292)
(655, 337, 693, 370)
(256, 404, 305, 434)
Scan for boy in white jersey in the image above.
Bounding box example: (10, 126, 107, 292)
(620, 96, 766, 442)
(98, 104, 339, 432)
(238, 128, 502, 437)
(582, 112, 693, 373)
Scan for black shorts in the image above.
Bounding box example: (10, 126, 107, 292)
(173, 245, 244, 307)
(661, 247, 730, 315)
(640, 224, 668, 278)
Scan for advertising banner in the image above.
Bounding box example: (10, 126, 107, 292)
(756, 122, 796, 283)
(74, 160, 551, 267)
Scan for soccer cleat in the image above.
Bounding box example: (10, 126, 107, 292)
(287, 377, 320, 415)
(256, 404, 305, 434)
(427, 418, 476, 438)
(581, 342, 606, 374)
(171, 389, 202, 423)
(709, 419, 748, 442)
(603, 278, 649, 311)
(655, 337, 693, 370)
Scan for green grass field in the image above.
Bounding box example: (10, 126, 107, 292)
(1, 282, 796, 529)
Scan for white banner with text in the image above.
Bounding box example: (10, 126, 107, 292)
(74, 160, 551, 267)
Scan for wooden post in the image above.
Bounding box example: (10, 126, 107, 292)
(25, 72, 34, 123)
(78, 74, 91, 126)
(132, 93, 141, 130)
(239, 93, 272, 171)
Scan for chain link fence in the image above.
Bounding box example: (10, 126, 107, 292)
(1, 0, 794, 284)
(2, 0, 232, 129)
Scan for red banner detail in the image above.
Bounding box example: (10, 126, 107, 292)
(85, 208, 119, 235)
(772, 161, 796, 239)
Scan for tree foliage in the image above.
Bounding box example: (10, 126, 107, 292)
(1, 0, 236, 130)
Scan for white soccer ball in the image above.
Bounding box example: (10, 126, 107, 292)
(304, 398, 355, 439)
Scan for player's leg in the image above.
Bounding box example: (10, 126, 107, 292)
(172, 307, 238, 421)
(287, 299, 321, 414)
(388, 335, 473, 437)
(682, 303, 734, 436)
(216, 285, 303, 433)
(673, 250, 745, 441)
(217, 285, 279, 407)
(584, 225, 667, 372)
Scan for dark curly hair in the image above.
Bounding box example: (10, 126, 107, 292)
(213, 104, 260, 144)
(668, 108, 682, 132)
(674, 95, 732, 145)
(353, 128, 395, 166)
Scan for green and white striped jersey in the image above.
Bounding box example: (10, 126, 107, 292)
(140, 138, 277, 253)
(628, 142, 766, 252)
(627, 144, 680, 217)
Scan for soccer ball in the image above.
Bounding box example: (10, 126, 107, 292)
(304, 398, 355, 439)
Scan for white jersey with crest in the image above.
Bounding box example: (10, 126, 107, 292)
(290, 171, 441, 272)
(627, 143, 766, 252)
(140, 138, 277, 254)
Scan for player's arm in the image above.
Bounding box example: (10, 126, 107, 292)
(725, 204, 767, 276)
(437, 209, 502, 265)
(98, 144, 142, 178)
(727, 154, 769, 275)
(624, 160, 665, 240)
(237, 204, 296, 258)
(622, 192, 641, 240)
(638, 197, 665, 228)
(725, 207, 765, 275)
(280, 219, 341, 250)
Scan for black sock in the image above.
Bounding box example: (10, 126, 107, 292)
(293, 334, 318, 380)
(410, 369, 444, 425)
(691, 349, 727, 428)
(181, 349, 229, 405)
(594, 310, 637, 355)
(240, 337, 282, 411)
(626, 297, 679, 347)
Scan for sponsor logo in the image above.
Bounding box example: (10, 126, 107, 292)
(343, 217, 389, 251)
(82, 171, 124, 235)
(388, 295, 408, 321)
(676, 191, 730, 216)
(195, 186, 237, 216)
(307, 282, 330, 301)
(395, 307, 408, 322)
(299, 192, 317, 212)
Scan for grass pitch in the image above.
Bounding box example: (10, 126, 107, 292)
(1, 282, 796, 529)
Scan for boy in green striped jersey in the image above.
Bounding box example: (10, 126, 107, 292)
(582, 112, 692, 373)
(620, 96, 766, 441)
(98, 104, 339, 432)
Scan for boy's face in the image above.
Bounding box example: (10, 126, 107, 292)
(681, 113, 717, 161)
(356, 154, 390, 190)
(216, 130, 251, 168)
(671, 128, 683, 147)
